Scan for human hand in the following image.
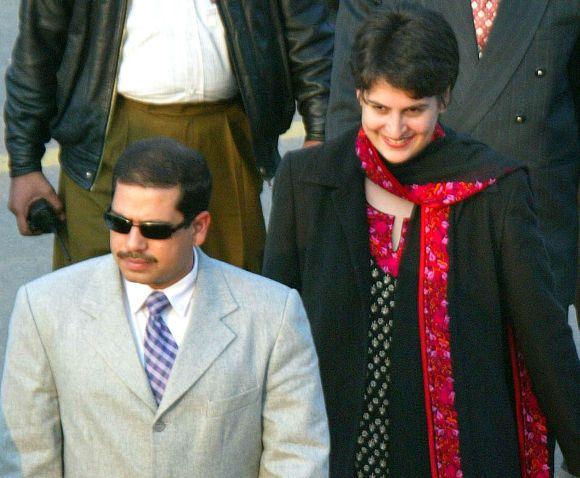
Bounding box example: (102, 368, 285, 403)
(8, 171, 64, 235)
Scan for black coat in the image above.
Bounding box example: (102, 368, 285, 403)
(325, 0, 579, 305)
(263, 128, 580, 477)
(5, 0, 333, 185)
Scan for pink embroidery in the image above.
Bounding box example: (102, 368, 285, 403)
(420, 205, 463, 478)
(508, 329, 551, 478)
(357, 127, 549, 477)
(356, 127, 551, 477)
(367, 206, 409, 277)
(518, 352, 550, 478)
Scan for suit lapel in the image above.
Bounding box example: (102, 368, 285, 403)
(158, 251, 237, 415)
(80, 256, 157, 412)
(438, 0, 480, 109)
(446, 0, 549, 131)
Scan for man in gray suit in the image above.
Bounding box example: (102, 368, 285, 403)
(326, 0, 579, 308)
(0, 138, 329, 477)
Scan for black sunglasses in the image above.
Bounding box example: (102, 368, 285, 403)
(103, 209, 191, 239)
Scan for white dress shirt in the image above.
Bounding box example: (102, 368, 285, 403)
(123, 248, 199, 365)
(117, 0, 238, 103)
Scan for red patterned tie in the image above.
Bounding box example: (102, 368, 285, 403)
(471, 0, 500, 54)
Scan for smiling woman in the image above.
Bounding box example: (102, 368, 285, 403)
(358, 82, 444, 165)
(263, 4, 580, 477)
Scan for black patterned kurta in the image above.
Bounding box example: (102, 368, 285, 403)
(354, 259, 397, 477)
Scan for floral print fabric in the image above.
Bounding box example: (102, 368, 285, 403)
(356, 127, 549, 478)
(354, 259, 397, 476)
(366, 206, 409, 278)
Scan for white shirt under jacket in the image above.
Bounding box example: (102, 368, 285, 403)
(117, 0, 238, 103)
(123, 248, 199, 365)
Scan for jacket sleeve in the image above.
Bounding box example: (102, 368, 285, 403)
(278, 0, 333, 141)
(259, 289, 330, 477)
(262, 152, 302, 291)
(497, 170, 580, 474)
(0, 286, 63, 477)
(4, 0, 71, 177)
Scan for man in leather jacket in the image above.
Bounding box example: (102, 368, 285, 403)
(5, 0, 333, 272)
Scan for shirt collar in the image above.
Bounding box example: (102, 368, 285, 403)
(123, 247, 199, 318)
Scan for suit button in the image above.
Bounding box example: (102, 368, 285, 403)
(154, 421, 166, 432)
(515, 115, 526, 124)
(535, 68, 546, 77)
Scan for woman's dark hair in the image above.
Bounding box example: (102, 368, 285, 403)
(112, 137, 212, 224)
(351, 3, 459, 104)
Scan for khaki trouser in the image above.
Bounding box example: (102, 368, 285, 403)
(54, 95, 265, 273)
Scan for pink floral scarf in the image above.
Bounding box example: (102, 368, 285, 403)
(356, 127, 549, 478)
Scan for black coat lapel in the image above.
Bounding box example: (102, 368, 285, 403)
(437, 0, 480, 108)
(446, 0, 549, 132)
(331, 165, 370, 312)
(304, 129, 371, 315)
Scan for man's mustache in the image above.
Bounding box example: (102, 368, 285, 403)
(117, 251, 157, 263)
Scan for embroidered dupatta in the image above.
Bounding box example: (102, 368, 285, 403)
(356, 127, 549, 478)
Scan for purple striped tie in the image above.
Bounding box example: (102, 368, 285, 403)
(144, 291, 178, 405)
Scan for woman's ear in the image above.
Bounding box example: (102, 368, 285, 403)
(439, 87, 452, 112)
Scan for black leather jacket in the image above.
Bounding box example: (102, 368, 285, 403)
(5, 0, 333, 187)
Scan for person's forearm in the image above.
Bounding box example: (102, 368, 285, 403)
(5, 0, 70, 175)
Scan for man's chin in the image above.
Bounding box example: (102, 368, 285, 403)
(120, 268, 151, 284)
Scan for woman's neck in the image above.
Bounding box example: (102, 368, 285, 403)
(365, 178, 414, 251)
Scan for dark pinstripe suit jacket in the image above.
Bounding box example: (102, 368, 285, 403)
(326, 0, 579, 305)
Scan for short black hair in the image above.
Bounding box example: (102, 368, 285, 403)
(112, 137, 212, 223)
(351, 3, 459, 103)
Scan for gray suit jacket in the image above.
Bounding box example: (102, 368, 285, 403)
(0, 252, 329, 477)
(326, 0, 579, 305)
